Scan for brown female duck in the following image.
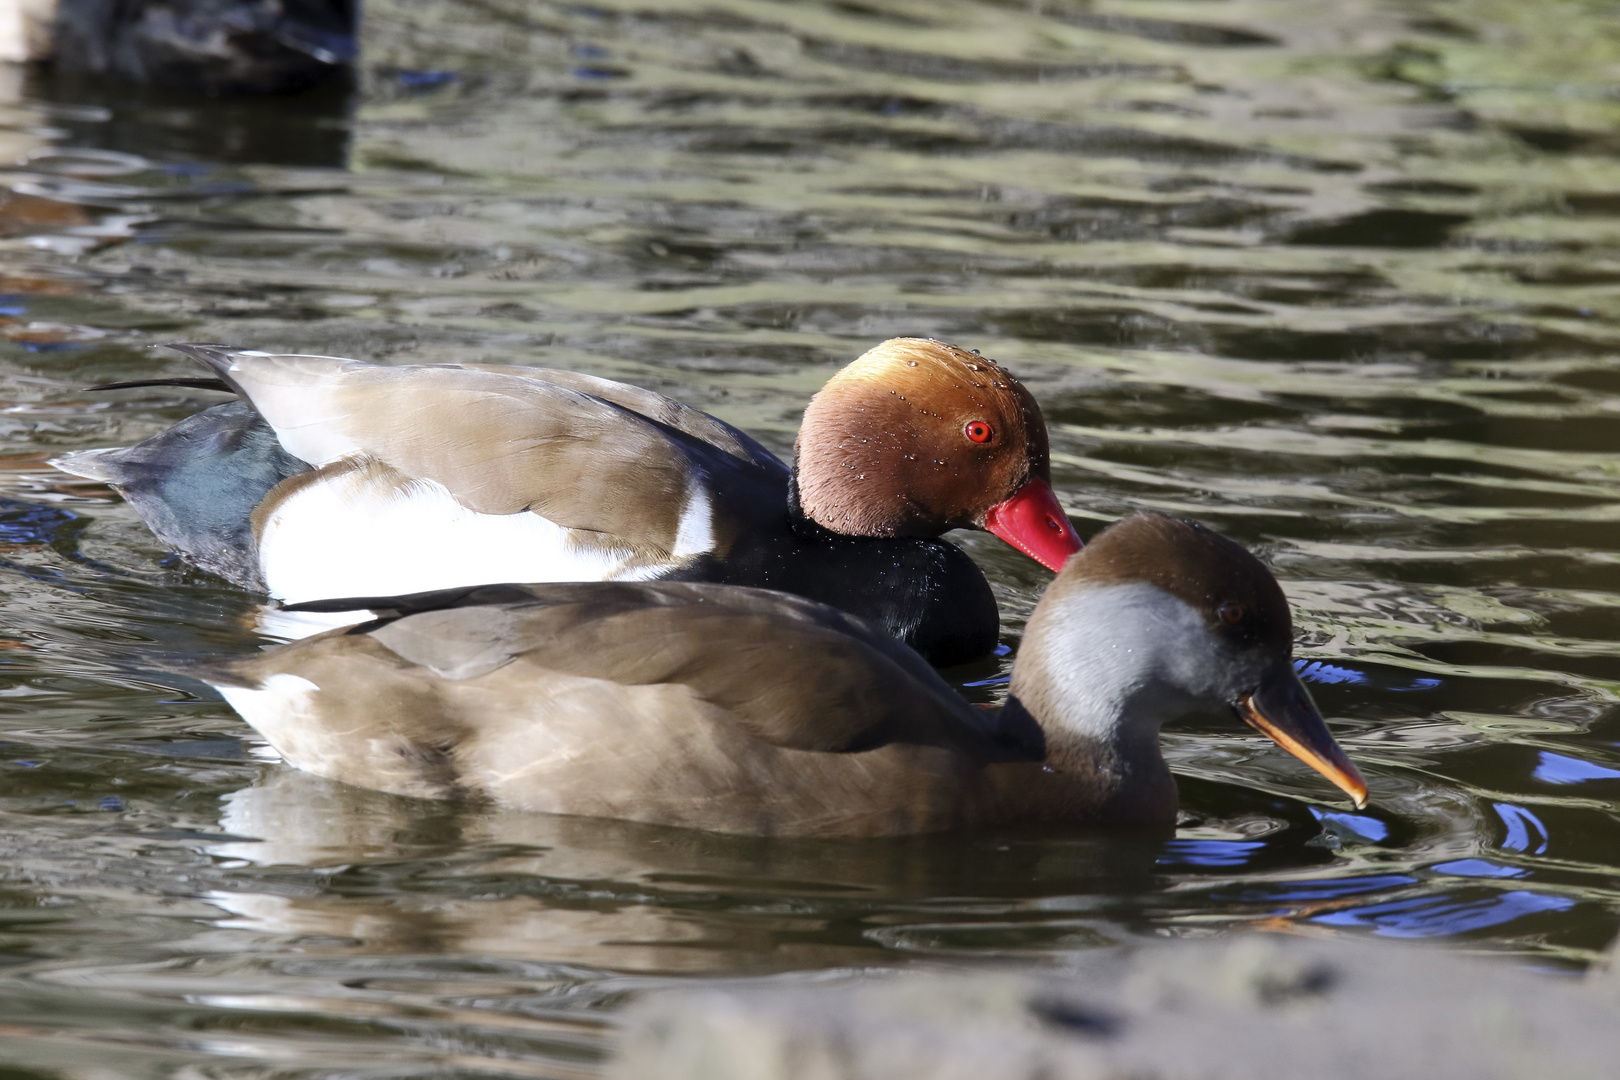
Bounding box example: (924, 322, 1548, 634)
(54, 337, 1081, 664)
(189, 513, 1366, 837)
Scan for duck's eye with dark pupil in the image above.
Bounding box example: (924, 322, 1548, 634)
(1219, 603, 1245, 625)
(964, 421, 993, 444)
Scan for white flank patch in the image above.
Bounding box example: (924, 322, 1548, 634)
(671, 476, 714, 558)
(217, 673, 320, 755)
(253, 606, 377, 644)
(259, 469, 663, 605)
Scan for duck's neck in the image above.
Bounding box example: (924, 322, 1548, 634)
(995, 695, 1179, 828)
(705, 474, 998, 665)
(784, 472, 842, 543)
(787, 458, 944, 540)
(1001, 583, 1214, 826)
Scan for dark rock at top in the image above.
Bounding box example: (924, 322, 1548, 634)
(53, 0, 358, 95)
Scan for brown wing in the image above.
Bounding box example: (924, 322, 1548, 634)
(281, 581, 1041, 762)
(461, 364, 784, 474)
(181, 348, 789, 558)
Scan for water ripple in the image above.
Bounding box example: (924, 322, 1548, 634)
(0, 0, 1618, 1073)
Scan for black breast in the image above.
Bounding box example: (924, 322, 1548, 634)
(669, 523, 1000, 667)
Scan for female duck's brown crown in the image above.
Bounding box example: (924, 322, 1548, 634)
(1058, 511, 1293, 651)
(793, 337, 1052, 538)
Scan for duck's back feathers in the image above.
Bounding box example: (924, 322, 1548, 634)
(284, 580, 1037, 760)
(185, 347, 784, 491)
(192, 582, 1042, 836)
(110, 347, 792, 601)
(460, 363, 784, 476)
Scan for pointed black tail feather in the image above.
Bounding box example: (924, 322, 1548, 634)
(85, 343, 250, 395)
(159, 343, 255, 395)
(282, 582, 552, 618)
(88, 377, 235, 393)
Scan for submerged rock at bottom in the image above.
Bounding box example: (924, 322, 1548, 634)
(611, 934, 1620, 1080)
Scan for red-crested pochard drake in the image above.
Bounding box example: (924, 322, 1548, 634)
(186, 513, 1367, 837)
(54, 338, 1082, 665)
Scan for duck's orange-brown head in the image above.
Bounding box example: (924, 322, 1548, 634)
(794, 337, 1082, 571)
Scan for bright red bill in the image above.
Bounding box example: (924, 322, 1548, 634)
(984, 479, 1083, 572)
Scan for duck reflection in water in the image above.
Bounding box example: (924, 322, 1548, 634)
(206, 768, 1175, 975)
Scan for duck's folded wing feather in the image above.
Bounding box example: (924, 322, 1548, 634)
(171, 347, 789, 558)
(287, 581, 1042, 763)
(165, 347, 780, 473)
(463, 365, 785, 475)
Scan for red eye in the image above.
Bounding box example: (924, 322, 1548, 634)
(1219, 603, 1245, 625)
(964, 420, 993, 444)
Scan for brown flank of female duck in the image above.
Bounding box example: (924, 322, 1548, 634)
(190, 513, 1366, 838)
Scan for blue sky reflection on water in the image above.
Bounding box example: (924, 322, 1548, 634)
(1432, 859, 1527, 880)
(1533, 751, 1620, 786)
(1496, 804, 1552, 856)
(1313, 891, 1577, 939)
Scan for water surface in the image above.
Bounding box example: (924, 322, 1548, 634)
(1, 0, 1619, 1074)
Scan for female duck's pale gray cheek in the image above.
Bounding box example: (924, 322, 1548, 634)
(1157, 630, 1248, 702)
(1026, 584, 1284, 732)
(1018, 582, 1233, 735)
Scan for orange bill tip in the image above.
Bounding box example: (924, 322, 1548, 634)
(1240, 694, 1369, 810)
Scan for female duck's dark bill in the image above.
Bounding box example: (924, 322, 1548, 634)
(984, 478, 1083, 572)
(1237, 667, 1369, 809)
